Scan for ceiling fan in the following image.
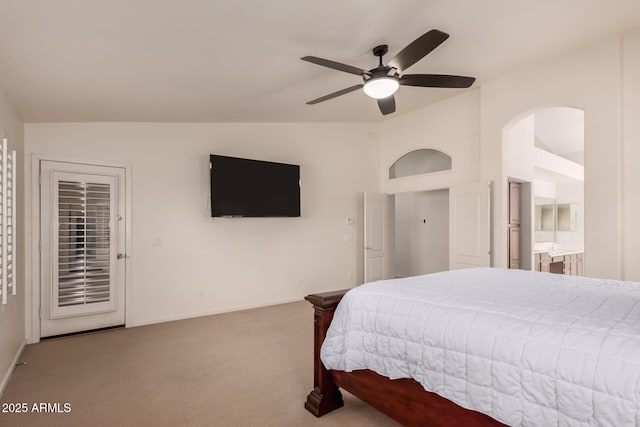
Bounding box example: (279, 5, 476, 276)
(301, 29, 475, 115)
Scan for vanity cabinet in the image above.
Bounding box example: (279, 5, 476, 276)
(534, 252, 583, 276)
(551, 256, 565, 274)
(537, 252, 550, 272)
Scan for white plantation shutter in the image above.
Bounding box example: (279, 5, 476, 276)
(1, 137, 16, 306)
(0, 138, 4, 305)
(56, 179, 112, 308)
(7, 149, 15, 296)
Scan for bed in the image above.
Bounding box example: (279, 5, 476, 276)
(304, 268, 640, 426)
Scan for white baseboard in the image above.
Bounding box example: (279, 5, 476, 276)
(0, 339, 26, 399)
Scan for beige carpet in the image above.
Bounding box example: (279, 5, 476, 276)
(0, 301, 398, 427)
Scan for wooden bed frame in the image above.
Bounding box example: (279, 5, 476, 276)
(304, 290, 506, 426)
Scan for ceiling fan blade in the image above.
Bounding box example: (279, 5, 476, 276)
(306, 84, 363, 105)
(301, 56, 367, 76)
(399, 74, 475, 88)
(377, 96, 396, 115)
(388, 29, 449, 73)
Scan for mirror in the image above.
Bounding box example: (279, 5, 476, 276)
(535, 197, 556, 243)
(535, 198, 579, 242)
(539, 205, 555, 231)
(557, 203, 577, 231)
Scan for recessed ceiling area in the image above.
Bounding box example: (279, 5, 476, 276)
(534, 107, 585, 166)
(0, 1, 639, 122)
(534, 166, 583, 184)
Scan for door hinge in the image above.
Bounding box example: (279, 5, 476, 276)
(38, 174, 42, 185)
(38, 306, 42, 318)
(38, 240, 42, 252)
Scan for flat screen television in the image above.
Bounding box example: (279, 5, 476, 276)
(210, 155, 300, 217)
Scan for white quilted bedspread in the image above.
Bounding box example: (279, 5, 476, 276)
(320, 268, 640, 426)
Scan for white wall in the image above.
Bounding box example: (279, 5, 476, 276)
(622, 28, 640, 282)
(556, 181, 585, 252)
(504, 114, 535, 182)
(379, 90, 481, 194)
(534, 180, 556, 200)
(481, 36, 622, 279)
(0, 82, 25, 395)
(24, 122, 379, 333)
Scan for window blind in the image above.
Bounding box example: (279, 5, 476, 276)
(57, 180, 111, 306)
(1, 137, 16, 305)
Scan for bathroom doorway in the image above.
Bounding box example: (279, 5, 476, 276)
(504, 107, 585, 274)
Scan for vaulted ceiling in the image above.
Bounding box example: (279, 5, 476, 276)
(0, 0, 639, 122)
(535, 107, 584, 165)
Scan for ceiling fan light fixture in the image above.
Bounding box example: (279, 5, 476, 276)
(302, 29, 475, 115)
(363, 77, 399, 99)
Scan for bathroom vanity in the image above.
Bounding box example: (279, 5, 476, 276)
(534, 251, 583, 276)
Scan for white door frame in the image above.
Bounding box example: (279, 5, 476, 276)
(29, 154, 132, 343)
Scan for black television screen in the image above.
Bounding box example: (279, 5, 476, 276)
(210, 155, 300, 217)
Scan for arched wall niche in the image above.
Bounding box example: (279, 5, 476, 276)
(388, 148, 452, 180)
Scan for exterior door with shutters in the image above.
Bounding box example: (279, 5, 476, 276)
(40, 160, 126, 337)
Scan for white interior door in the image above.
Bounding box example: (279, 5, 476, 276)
(449, 181, 491, 269)
(40, 160, 126, 337)
(364, 192, 394, 282)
